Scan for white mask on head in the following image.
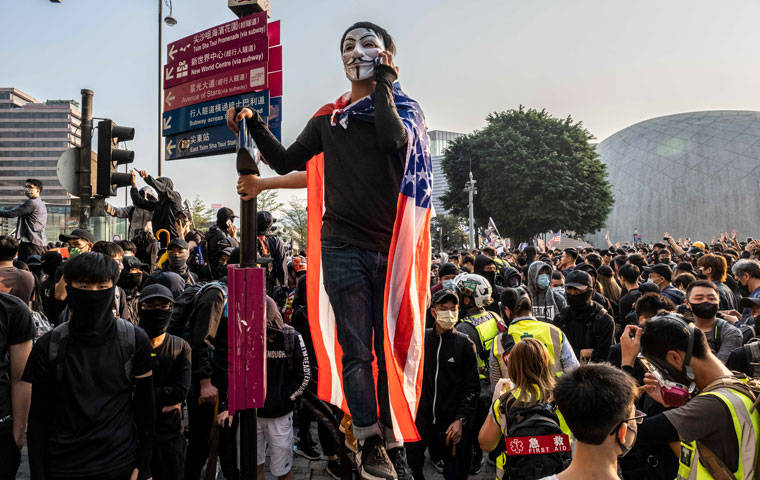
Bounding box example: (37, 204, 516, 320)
(342, 27, 385, 82)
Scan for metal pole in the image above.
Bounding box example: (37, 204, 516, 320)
(78, 89, 94, 229)
(157, 0, 163, 177)
(466, 171, 476, 250)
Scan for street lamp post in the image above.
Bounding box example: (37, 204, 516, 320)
(465, 170, 477, 249)
(158, 0, 177, 177)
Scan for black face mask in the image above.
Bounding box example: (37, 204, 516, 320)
(139, 307, 173, 338)
(66, 286, 116, 342)
(482, 271, 496, 289)
(211, 262, 228, 280)
(120, 272, 143, 290)
(507, 276, 520, 288)
(690, 301, 719, 319)
(168, 253, 189, 273)
(567, 290, 593, 310)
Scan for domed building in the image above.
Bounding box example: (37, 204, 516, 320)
(591, 111, 760, 245)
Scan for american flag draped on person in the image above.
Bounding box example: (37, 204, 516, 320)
(306, 82, 432, 442)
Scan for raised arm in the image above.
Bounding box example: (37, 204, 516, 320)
(373, 56, 408, 152)
(0, 199, 35, 218)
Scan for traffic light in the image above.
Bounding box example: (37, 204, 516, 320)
(96, 119, 134, 197)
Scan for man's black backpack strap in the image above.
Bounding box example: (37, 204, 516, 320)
(49, 319, 136, 385)
(115, 318, 136, 381)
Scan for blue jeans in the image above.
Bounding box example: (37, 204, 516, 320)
(322, 240, 392, 442)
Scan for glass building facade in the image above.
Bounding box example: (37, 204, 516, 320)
(428, 130, 463, 215)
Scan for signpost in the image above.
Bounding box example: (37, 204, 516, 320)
(162, 91, 268, 136)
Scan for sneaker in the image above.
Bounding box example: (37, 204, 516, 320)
(357, 436, 396, 480)
(295, 443, 321, 461)
(431, 459, 444, 473)
(326, 457, 341, 480)
(387, 447, 413, 480)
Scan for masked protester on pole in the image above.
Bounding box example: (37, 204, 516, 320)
(525, 261, 567, 324)
(22, 252, 155, 480)
(531, 364, 640, 480)
(406, 289, 479, 480)
(105, 172, 157, 238)
(621, 314, 760, 480)
(131, 170, 185, 240)
(137, 284, 191, 480)
(227, 21, 430, 480)
(454, 273, 503, 474)
(555, 270, 614, 363)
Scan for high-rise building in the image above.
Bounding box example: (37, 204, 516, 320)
(428, 130, 463, 215)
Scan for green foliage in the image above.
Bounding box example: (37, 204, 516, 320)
(281, 199, 307, 248)
(430, 214, 467, 251)
(189, 195, 215, 230)
(441, 106, 613, 242)
(258, 190, 284, 214)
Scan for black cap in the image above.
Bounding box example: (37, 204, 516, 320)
(740, 297, 760, 309)
(257, 211, 275, 234)
(575, 263, 597, 277)
(638, 282, 661, 294)
(432, 288, 459, 305)
(123, 255, 147, 270)
(644, 263, 673, 281)
(59, 228, 95, 244)
(438, 262, 460, 278)
(168, 238, 189, 250)
(597, 265, 614, 277)
(26, 255, 42, 267)
(677, 262, 695, 274)
(139, 284, 175, 304)
(565, 270, 592, 290)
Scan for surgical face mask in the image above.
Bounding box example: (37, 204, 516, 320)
(537, 273, 551, 290)
(441, 279, 455, 291)
(24, 187, 35, 198)
(617, 420, 639, 458)
(690, 301, 718, 319)
(342, 27, 385, 81)
(434, 309, 458, 330)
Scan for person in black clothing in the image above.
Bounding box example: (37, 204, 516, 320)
(162, 238, 198, 286)
(119, 255, 149, 324)
(204, 207, 239, 280)
(39, 250, 63, 324)
(474, 254, 502, 315)
(256, 211, 287, 295)
(137, 284, 191, 480)
(575, 262, 614, 313)
(406, 289, 479, 480)
(555, 270, 614, 363)
(184, 265, 229, 480)
(0, 292, 34, 479)
(133, 170, 185, 240)
(227, 21, 420, 480)
(617, 264, 642, 328)
(22, 252, 155, 480)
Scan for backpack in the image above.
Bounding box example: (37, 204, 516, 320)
(168, 282, 227, 341)
(48, 318, 135, 385)
(501, 395, 572, 480)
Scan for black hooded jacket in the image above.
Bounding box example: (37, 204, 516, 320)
(474, 254, 502, 314)
(132, 176, 184, 239)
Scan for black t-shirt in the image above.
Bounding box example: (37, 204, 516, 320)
(245, 66, 408, 253)
(152, 334, 191, 441)
(22, 322, 152, 477)
(0, 292, 34, 433)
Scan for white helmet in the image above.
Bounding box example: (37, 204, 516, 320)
(454, 273, 493, 308)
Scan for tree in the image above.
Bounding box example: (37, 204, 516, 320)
(441, 106, 613, 242)
(281, 199, 307, 248)
(430, 214, 467, 252)
(258, 190, 284, 214)
(189, 195, 215, 230)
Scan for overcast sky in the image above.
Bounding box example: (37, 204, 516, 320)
(4, 0, 759, 209)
